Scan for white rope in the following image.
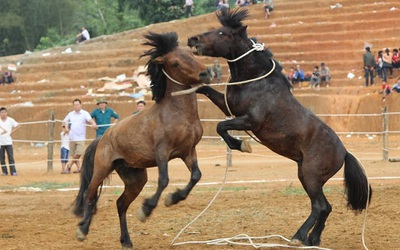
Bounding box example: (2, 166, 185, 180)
(171, 60, 276, 96)
(171, 154, 230, 245)
(173, 233, 331, 249)
(226, 39, 265, 63)
(355, 154, 371, 250)
(162, 68, 186, 86)
(171, 160, 332, 249)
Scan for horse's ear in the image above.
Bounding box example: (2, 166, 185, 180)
(235, 25, 248, 37)
(152, 56, 164, 64)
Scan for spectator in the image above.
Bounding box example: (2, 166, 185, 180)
(292, 64, 305, 88)
(309, 66, 320, 88)
(319, 62, 331, 87)
(60, 125, 70, 174)
(235, 0, 247, 7)
(63, 99, 97, 173)
(363, 47, 376, 86)
(184, 0, 194, 18)
(286, 66, 295, 83)
(0, 107, 20, 176)
(392, 49, 400, 70)
(382, 48, 393, 81)
(263, 0, 274, 19)
(133, 100, 146, 115)
(216, 0, 229, 10)
(90, 98, 119, 137)
(380, 80, 391, 100)
(1, 70, 14, 84)
(212, 59, 222, 83)
(376, 50, 383, 80)
(392, 77, 400, 93)
(76, 26, 90, 44)
(0, 125, 6, 135)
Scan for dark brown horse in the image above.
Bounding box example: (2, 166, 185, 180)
(73, 32, 212, 249)
(188, 9, 371, 246)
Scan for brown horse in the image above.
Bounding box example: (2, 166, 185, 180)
(188, 8, 371, 246)
(73, 32, 212, 249)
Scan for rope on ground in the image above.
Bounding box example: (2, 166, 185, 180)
(171, 156, 333, 250)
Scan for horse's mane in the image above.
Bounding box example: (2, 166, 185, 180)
(216, 8, 249, 29)
(140, 32, 179, 103)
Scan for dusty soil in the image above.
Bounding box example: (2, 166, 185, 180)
(0, 139, 399, 250)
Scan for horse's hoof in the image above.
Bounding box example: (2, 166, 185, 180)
(289, 239, 303, 246)
(137, 207, 147, 223)
(122, 245, 133, 250)
(240, 140, 252, 153)
(76, 228, 86, 241)
(165, 193, 173, 207)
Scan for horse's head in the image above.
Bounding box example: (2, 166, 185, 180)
(188, 8, 250, 59)
(141, 32, 212, 103)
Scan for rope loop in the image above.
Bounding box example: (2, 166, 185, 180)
(227, 39, 265, 63)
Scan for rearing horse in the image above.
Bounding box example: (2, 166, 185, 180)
(188, 8, 371, 246)
(73, 31, 212, 249)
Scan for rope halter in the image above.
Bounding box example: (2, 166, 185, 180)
(226, 39, 265, 63)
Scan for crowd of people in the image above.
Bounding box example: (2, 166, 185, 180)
(363, 46, 400, 99)
(286, 63, 331, 89)
(60, 98, 145, 174)
(0, 99, 147, 176)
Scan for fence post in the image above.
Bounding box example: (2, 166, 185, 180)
(47, 111, 55, 172)
(382, 106, 388, 161)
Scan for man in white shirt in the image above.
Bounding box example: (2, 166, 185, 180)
(0, 107, 20, 176)
(76, 26, 90, 44)
(184, 0, 193, 18)
(63, 99, 97, 173)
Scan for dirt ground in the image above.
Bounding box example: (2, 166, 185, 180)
(0, 139, 399, 250)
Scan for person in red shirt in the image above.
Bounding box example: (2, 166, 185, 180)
(380, 80, 391, 101)
(392, 49, 400, 69)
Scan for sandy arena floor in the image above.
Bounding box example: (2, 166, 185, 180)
(0, 139, 399, 250)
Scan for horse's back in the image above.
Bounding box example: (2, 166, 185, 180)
(95, 106, 202, 168)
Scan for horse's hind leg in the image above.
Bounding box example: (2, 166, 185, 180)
(306, 193, 331, 246)
(137, 159, 169, 222)
(115, 163, 148, 249)
(165, 149, 201, 206)
(291, 169, 332, 246)
(77, 170, 112, 241)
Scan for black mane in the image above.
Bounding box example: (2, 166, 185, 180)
(140, 32, 179, 103)
(216, 8, 249, 29)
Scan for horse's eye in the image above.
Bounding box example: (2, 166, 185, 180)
(173, 62, 179, 67)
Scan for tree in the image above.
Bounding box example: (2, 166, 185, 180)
(0, 0, 216, 56)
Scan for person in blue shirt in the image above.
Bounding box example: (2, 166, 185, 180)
(292, 64, 305, 88)
(90, 98, 119, 137)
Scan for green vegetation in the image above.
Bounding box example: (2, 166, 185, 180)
(0, 0, 217, 56)
(283, 182, 344, 196)
(0, 181, 75, 191)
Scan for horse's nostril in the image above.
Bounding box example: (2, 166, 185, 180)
(188, 37, 198, 45)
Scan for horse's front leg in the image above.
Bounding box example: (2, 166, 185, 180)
(137, 159, 169, 222)
(196, 86, 231, 116)
(165, 148, 201, 206)
(217, 115, 253, 153)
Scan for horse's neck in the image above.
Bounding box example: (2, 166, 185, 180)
(228, 53, 266, 80)
(163, 80, 199, 115)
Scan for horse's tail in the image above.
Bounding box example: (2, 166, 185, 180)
(344, 152, 372, 212)
(73, 137, 101, 217)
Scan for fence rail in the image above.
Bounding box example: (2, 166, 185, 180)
(8, 108, 400, 171)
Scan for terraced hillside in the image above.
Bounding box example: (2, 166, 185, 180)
(1, 0, 400, 141)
